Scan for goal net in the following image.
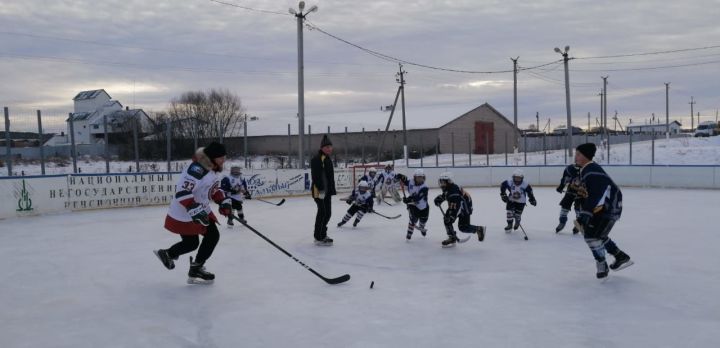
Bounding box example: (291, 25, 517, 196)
(350, 164, 386, 190)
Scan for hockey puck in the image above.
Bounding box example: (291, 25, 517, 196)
(370, 281, 374, 289)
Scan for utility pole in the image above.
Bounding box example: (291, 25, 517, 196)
(602, 76, 608, 141)
(554, 46, 573, 159)
(598, 90, 603, 132)
(536, 112, 539, 131)
(511, 57, 519, 136)
(290, 1, 318, 169)
(665, 83, 670, 139)
(397, 63, 408, 167)
(689, 96, 696, 131)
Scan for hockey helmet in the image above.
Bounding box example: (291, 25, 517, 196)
(358, 180, 370, 192)
(230, 166, 242, 176)
(368, 167, 378, 176)
(384, 164, 392, 172)
(438, 171, 453, 188)
(413, 169, 426, 185)
(512, 169, 524, 184)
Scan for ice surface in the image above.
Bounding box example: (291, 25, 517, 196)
(1, 188, 719, 347)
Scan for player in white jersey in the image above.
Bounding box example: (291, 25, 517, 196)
(500, 169, 537, 232)
(358, 167, 379, 201)
(221, 166, 251, 226)
(377, 164, 401, 203)
(153, 142, 232, 284)
(337, 181, 374, 227)
(396, 169, 430, 240)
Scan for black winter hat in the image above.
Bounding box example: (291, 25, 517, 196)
(203, 142, 227, 159)
(576, 143, 596, 160)
(320, 134, 333, 148)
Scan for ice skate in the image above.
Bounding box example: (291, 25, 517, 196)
(555, 221, 565, 233)
(441, 235, 458, 248)
(417, 224, 427, 236)
(596, 260, 609, 279)
(187, 257, 214, 284)
(153, 249, 175, 270)
(314, 237, 334, 246)
(513, 220, 521, 230)
(610, 251, 634, 271)
(504, 221, 513, 233)
(477, 226, 485, 242)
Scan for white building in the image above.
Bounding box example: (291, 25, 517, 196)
(626, 121, 682, 135)
(63, 89, 152, 145)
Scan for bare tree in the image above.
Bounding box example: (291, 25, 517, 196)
(167, 89, 246, 142)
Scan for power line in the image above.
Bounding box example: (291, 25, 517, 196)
(206, 0, 290, 16)
(575, 44, 720, 60)
(560, 59, 720, 72)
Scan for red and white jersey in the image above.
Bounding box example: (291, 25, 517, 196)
(167, 162, 223, 223)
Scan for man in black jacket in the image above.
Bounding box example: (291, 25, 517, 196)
(311, 135, 336, 246)
(575, 143, 633, 279)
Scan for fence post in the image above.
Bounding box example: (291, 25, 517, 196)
(244, 120, 248, 168)
(420, 136, 424, 167)
(133, 115, 139, 172)
(376, 128, 380, 165)
(629, 131, 633, 165)
(651, 131, 655, 165)
(392, 131, 396, 165)
(68, 112, 77, 174)
(361, 127, 366, 164)
(468, 133, 472, 167)
(607, 135, 611, 164)
(166, 118, 171, 172)
(4, 107, 11, 176)
(104, 115, 109, 173)
(504, 132, 508, 166)
(344, 126, 348, 168)
(287, 124, 292, 169)
(37, 110, 45, 175)
(308, 125, 312, 167)
(523, 135, 527, 166)
(451, 132, 455, 167)
(543, 134, 547, 165)
(435, 137, 439, 167)
(193, 117, 198, 151)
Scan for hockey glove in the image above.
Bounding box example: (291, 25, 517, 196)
(345, 199, 353, 205)
(529, 197, 537, 206)
(396, 173, 407, 183)
(402, 197, 410, 204)
(433, 195, 444, 207)
(576, 212, 591, 228)
(187, 203, 210, 226)
(556, 185, 564, 193)
(501, 193, 509, 203)
(218, 198, 232, 217)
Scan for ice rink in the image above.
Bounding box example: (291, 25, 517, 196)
(1, 187, 719, 347)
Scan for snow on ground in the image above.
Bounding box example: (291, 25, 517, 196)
(1, 187, 719, 347)
(3, 135, 720, 177)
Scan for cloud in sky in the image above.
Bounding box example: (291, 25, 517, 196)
(1, 0, 719, 133)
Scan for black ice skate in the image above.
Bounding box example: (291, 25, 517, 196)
(353, 219, 360, 227)
(406, 232, 412, 241)
(187, 257, 215, 285)
(153, 249, 176, 270)
(610, 251, 634, 271)
(596, 260, 609, 279)
(504, 221, 513, 233)
(555, 222, 565, 233)
(227, 217, 234, 227)
(477, 226, 485, 242)
(417, 225, 427, 236)
(337, 220, 346, 227)
(513, 220, 521, 230)
(441, 235, 458, 248)
(314, 237, 334, 246)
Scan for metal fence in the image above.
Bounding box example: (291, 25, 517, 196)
(0, 106, 713, 177)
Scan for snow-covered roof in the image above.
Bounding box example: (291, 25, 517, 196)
(73, 89, 111, 101)
(245, 102, 502, 136)
(627, 121, 681, 128)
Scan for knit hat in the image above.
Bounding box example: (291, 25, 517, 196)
(203, 142, 226, 159)
(576, 143, 596, 160)
(320, 134, 333, 148)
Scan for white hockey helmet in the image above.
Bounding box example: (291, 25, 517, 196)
(413, 169, 426, 178)
(358, 181, 370, 190)
(230, 166, 242, 176)
(512, 169, 524, 178)
(438, 171, 453, 188)
(368, 167, 377, 174)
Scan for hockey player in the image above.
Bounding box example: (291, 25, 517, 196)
(555, 164, 582, 234)
(500, 170, 537, 232)
(153, 142, 232, 284)
(358, 167, 379, 201)
(376, 164, 401, 204)
(220, 166, 252, 227)
(433, 172, 485, 248)
(574, 143, 633, 279)
(396, 169, 429, 241)
(337, 181, 374, 227)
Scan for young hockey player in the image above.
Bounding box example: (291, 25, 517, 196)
(555, 164, 582, 234)
(337, 181, 374, 227)
(500, 170, 537, 232)
(574, 143, 633, 279)
(396, 169, 429, 241)
(153, 142, 232, 284)
(377, 164, 401, 204)
(433, 172, 485, 248)
(358, 167, 379, 201)
(220, 166, 252, 227)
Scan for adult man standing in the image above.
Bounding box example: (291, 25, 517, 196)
(311, 135, 336, 246)
(575, 143, 633, 279)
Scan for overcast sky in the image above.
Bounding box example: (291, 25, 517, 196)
(1, 0, 719, 133)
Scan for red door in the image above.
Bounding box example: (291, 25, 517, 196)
(474, 122, 494, 154)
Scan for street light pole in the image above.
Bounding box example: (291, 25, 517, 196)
(290, 1, 318, 169)
(555, 46, 573, 159)
(511, 57, 519, 137)
(665, 83, 670, 139)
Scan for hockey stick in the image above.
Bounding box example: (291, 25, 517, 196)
(255, 198, 286, 206)
(517, 223, 529, 241)
(230, 215, 350, 285)
(371, 210, 402, 220)
(438, 205, 471, 243)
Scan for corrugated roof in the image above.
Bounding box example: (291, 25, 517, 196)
(73, 89, 110, 101)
